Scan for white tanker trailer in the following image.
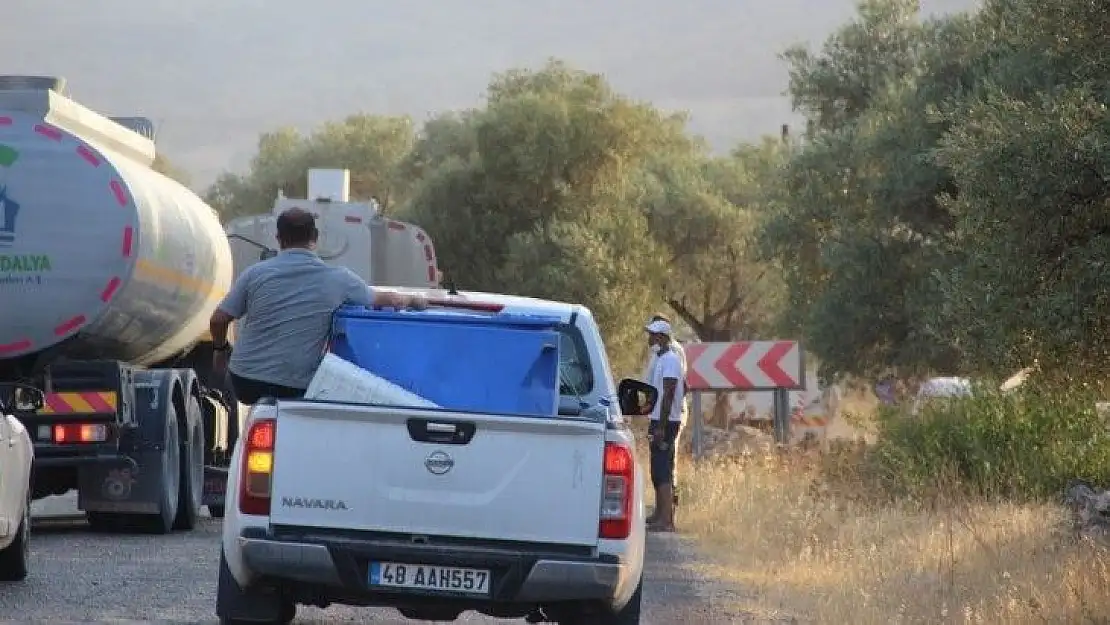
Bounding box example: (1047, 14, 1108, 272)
(0, 76, 441, 537)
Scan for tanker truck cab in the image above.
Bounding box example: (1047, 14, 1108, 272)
(0, 76, 237, 534)
(218, 291, 657, 625)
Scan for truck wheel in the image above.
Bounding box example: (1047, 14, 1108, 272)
(173, 395, 205, 531)
(141, 402, 181, 534)
(603, 578, 642, 625)
(0, 492, 30, 581)
(561, 578, 642, 625)
(217, 549, 295, 625)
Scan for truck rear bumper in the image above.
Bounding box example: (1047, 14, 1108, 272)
(33, 453, 137, 470)
(237, 529, 624, 604)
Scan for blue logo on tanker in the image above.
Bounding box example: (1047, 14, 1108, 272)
(0, 143, 52, 282)
(0, 143, 18, 247)
(0, 186, 19, 247)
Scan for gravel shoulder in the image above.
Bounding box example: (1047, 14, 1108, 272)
(0, 495, 731, 624)
(639, 531, 755, 624)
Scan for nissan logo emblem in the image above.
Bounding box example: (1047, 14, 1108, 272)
(424, 451, 454, 475)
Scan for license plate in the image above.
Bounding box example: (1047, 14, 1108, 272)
(368, 561, 491, 595)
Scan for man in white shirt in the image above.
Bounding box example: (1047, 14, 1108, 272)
(643, 315, 683, 417)
(644, 319, 685, 532)
(641, 314, 688, 526)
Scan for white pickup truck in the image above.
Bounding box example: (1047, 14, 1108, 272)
(216, 292, 660, 624)
(0, 384, 41, 582)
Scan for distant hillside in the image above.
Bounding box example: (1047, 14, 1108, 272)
(3, 0, 975, 188)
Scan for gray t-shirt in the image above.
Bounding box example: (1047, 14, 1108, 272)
(217, 249, 376, 389)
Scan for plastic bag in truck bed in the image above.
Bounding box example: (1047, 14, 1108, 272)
(318, 305, 563, 417)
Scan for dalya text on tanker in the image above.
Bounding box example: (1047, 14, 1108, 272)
(0, 254, 51, 272)
(0, 253, 51, 284)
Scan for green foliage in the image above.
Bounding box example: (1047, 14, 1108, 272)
(401, 61, 672, 373)
(392, 61, 784, 369)
(206, 59, 788, 370)
(853, 384, 1110, 500)
(395, 111, 478, 194)
(642, 140, 788, 341)
(781, 0, 926, 133)
(205, 114, 414, 219)
(762, 5, 974, 380)
(931, 88, 1110, 374)
(921, 0, 1110, 375)
(762, 0, 1110, 381)
(202, 0, 1110, 383)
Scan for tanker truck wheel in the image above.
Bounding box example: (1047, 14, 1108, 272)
(173, 394, 205, 531)
(140, 402, 181, 535)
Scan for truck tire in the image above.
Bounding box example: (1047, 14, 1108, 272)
(173, 395, 205, 531)
(217, 549, 295, 624)
(142, 401, 181, 534)
(0, 492, 30, 581)
(603, 578, 642, 625)
(561, 578, 642, 625)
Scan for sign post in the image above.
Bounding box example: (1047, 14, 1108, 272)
(772, 388, 790, 445)
(683, 340, 805, 454)
(690, 391, 704, 460)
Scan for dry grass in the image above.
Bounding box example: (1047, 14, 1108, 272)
(676, 453, 1110, 624)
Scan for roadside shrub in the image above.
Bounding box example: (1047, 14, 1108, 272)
(834, 383, 1110, 501)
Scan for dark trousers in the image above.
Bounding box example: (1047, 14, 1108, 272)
(648, 420, 682, 493)
(229, 372, 306, 406)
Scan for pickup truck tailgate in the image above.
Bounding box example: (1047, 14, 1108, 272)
(269, 401, 607, 547)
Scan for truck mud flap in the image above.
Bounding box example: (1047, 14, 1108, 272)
(76, 449, 167, 515)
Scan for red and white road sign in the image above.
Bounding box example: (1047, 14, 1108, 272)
(683, 341, 804, 391)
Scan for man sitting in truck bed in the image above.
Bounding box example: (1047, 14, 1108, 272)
(209, 207, 427, 404)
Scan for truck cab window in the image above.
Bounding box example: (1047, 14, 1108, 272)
(558, 329, 594, 397)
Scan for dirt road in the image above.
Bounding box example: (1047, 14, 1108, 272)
(0, 495, 737, 624)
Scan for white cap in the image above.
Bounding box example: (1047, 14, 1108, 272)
(644, 319, 672, 336)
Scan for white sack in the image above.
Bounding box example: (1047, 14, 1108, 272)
(305, 353, 440, 408)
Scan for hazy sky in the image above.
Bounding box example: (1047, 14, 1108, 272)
(4, 0, 976, 188)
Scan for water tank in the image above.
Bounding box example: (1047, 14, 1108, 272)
(0, 90, 232, 366)
(307, 168, 350, 202)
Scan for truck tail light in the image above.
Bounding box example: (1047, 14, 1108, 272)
(599, 441, 634, 539)
(239, 418, 276, 516)
(52, 423, 109, 444)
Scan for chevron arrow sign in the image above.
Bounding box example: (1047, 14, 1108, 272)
(683, 341, 805, 391)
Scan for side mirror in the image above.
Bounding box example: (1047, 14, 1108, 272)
(0, 384, 45, 413)
(617, 378, 658, 416)
(259, 249, 278, 261)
